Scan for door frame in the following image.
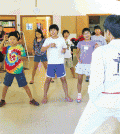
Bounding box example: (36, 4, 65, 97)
(20, 15, 53, 31)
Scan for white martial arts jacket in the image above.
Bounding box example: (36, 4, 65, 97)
(88, 39, 120, 110)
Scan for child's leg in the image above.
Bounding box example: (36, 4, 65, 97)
(2, 85, 9, 100)
(42, 77, 52, 104)
(42, 61, 54, 82)
(60, 76, 73, 101)
(23, 85, 33, 101)
(30, 61, 39, 83)
(70, 67, 76, 78)
(77, 74, 83, 102)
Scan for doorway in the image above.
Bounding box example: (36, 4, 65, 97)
(20, 15, 53, 53)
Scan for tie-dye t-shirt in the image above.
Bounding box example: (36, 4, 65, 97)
(2, 45, 26, 74)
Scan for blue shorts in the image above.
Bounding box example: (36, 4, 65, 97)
(34, 54, 47, 62)
(47, 64, 66, 78)
(3, 71, 27, 87)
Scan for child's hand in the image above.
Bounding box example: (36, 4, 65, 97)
(50, 43, 56, 48)
(4, 35, 8, 41)
(78, 59, 82, 63)
(71, 51, 73, 54)
(61, 48, 66, 54)
(95, 43, 100, 49)
(18, 55, 22, 60)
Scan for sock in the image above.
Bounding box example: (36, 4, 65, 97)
(77, 93, 82, 99)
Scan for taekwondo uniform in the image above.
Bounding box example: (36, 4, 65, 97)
(74, 39, 120, 134)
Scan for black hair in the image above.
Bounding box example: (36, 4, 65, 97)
(0, 25, 5, 38)
(94, 25, 101, 30)
(15, 31, 20, 41)
(49, 24, 59, 32)
(8, 31, 19, 41)
(104, 15, 120, 38)
(82, 28, 91, 35)
(35, 29, 44, 41)
(62, 30, 70, 37)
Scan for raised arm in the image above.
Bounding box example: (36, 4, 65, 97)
(0, 35, 8, 50)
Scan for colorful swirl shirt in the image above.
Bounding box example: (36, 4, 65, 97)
(2, 45, 26, 74)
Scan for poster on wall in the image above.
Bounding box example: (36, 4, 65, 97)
(26, 23, 33, 30)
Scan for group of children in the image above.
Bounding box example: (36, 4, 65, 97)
(0, 21, 107, 106)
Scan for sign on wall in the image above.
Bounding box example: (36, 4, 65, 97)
(26, 23, 33, 30)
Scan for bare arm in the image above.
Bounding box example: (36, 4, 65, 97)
(41, 43, 56, 52)
(76, 48, 80, 62)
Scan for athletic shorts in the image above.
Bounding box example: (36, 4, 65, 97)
(34, 54, 47, 62)
(75, 63, 91, 76)
(47, 64, 66, 78)
(3, 71, 27, 87)
(64, 57, 73, 68)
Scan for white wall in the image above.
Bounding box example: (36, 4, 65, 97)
(0, 0, 120, 38)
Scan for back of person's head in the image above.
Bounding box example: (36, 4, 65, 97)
(104, 15, 120, 38)
(35, 29, 44, 39)
(49, 24, 59, 32)
(8, 31, 19, 41)
(82, 28, 91, 35)
(62, 30, 70, 37)
(94, 25, 101, 30)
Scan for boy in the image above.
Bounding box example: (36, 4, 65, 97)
(85, 25, 107, 82)
(41, 24, 73, 104)
(74, 15, 120, 134)
(62, 30, 76, 78)
(0, 32, 39, 107)
(75, 28, 99, 103)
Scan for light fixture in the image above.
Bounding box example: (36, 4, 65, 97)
(33, 0, 40, 14)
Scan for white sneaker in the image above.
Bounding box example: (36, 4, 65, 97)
(77, 98, 82, 103)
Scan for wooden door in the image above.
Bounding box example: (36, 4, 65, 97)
(76, 16, 89, 38)
(22, 17, 36, 53)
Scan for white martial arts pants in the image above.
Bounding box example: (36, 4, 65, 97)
(74, 100, 120, 134)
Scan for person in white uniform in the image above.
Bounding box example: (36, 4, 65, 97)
(74, 15, 120, 134)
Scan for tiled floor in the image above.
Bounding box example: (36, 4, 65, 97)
(0, 57, 120, 134)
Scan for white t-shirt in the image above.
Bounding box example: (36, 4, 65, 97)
(64, 39, 74, 58)
(42, 37, 67, 64)
(91, 35, 107, 46)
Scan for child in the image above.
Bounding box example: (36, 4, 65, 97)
(29, 29, 54, 84)
(75, 28, 99, 103)
(74, 15, 120, 134)
(91, 25, 107, 46)
(85, 25, 107, 82)
(41, 24, 73, 104)
(62, 30, 76, 78)
(0, 32, 39, 107)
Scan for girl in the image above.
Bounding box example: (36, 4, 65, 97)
(75, 28, 99, 103)
(29, 29, 54, 84)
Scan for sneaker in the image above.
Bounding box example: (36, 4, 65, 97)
(29, 99, 39, 106)
(0, 99, 6, 107)
(77, 98, 82, 103)
(85, 76, 89, 82)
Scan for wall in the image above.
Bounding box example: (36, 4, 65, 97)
(0, 0, 120, 38)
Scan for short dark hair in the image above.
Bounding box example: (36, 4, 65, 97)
(94, 25, 101, 30)
(8, 31, 19, 41)
(15, 31, 20, 41)
(49, 24, 59, 31)
(104, 15, 120, 38)
(35, 29, 44, 39)
(82, 28, 91, 35)
(62, 30, 70, 37)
